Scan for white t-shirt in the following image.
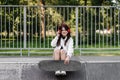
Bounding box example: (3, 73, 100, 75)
(51, 36, 74, 58)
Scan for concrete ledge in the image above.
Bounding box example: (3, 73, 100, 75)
(80, 56, 120, 80)
(0, 56, 120, 80)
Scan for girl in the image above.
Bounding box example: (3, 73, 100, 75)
(51, 23, 74, 75)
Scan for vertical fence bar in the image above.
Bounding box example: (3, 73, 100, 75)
(118, 8, 120, 47)
(36, 7, 38, 48)
(44, 6, 46, 48)
(39, 6, 41, 48)
(17, 7, 19, 48)
(9, 7, 10, 48)
(80, 7, 82, 48)
(28, 6, 30, 48)
(24, 6, 27, 49)
(83, 7, 85, 48)
(102, 7, 104, 48)
(103, 7, 105, 48)
(91, 7, 93, 48)
(20, 7, 22, 48)
(87, 7, 89, 48)
(79, 7, 82, 54)
(0, 7, 2, 48)
(13, 7, 14, 48)
(99, 7, 100, 48)
(106, 7, 108, 48)
(47, 7, 49, 48)
(63, 7, 65, 21)
(5, 7, 6, 48)
(95, 7, 96, 48)
(67, 7, 69, 21)
(75, 6, 78, 48)
(114, 7, 116, 48)
(113, 7, 115, 48)
(110, 7, 112, 48)
(50, 7, 54, 48)
(114, 7, 117, 48)
(32, 7, 33, 48)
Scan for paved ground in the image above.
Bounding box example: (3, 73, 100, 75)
(0, 56, 120, 63)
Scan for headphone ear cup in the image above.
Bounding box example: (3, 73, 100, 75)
(68, 29, 70, 33)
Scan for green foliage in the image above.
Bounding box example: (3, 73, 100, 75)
(0, 0, 20, 5)
(45, 0, 79, 5)
(0, 0, 37, 5)
(91, 0, 103, 5)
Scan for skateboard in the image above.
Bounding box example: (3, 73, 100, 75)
(38, 60, 81, 75)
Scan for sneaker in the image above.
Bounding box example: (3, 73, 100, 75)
(60, 71, 66, 75)
(55, 70, 61, 76)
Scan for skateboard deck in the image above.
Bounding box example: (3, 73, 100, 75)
(38, 60, 81, 71)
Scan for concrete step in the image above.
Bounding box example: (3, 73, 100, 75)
(0, 56, 120, 80)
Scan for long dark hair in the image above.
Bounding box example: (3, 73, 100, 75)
(57, 23, 71, 46)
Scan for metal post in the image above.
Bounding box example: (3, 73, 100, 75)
(28, 48, 30, 56)
(75, 7, 78, 48)
(20, 48, 22, 56)
(24, 6, 26, 49)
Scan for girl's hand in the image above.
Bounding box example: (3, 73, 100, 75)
(64, 56, 70, 64)
(57, 30, 60, 36)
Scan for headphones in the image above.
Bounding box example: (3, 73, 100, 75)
(67, 28, 70, 33)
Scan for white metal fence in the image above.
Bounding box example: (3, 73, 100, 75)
(0, 5, 120, 56)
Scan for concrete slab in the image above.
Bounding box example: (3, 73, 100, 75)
(85, 63, 120, 80)
(0, 56, 120, 80)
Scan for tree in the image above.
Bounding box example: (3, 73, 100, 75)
(37, 0, 45, 39)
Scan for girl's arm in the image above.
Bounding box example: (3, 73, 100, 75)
(64, 38, 74, 64)
(67, 38, 74, 58)
(51, 36, 59, 47)
(51, 30, 60, 47)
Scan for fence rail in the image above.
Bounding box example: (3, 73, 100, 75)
(0, 5, 120, 56)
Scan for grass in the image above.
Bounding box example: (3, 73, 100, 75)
(0, 38, 120, 56)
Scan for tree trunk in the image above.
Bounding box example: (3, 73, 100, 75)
(84, 0, 87, 5)
(38, 0, 45, 39)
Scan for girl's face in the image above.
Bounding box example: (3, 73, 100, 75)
(61, 27, 68, 37)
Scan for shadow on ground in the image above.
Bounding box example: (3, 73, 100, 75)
(22, 64, 86, 80)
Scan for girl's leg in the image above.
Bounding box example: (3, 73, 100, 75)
(60, 49, 67, 60)
(60, 49, 67, 75)
(54, 49, 61, 75)
(53, 49, 61, 60)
